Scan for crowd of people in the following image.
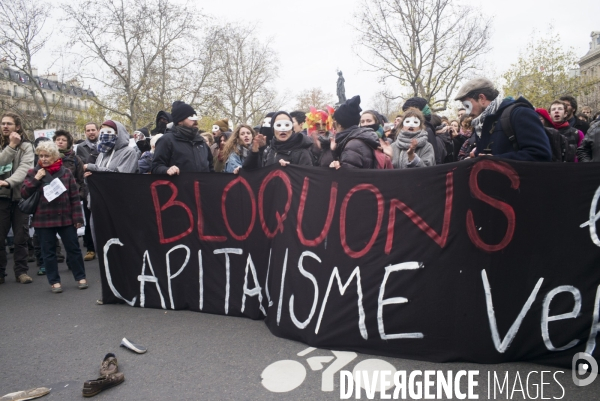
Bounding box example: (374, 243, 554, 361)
(1, 76, 600, 293)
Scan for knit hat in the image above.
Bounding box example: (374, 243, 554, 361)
(535, 108, 552, 125)
(333, 95, 362, 128)
(214, 118, 229, 133)
(101, 120, 118, 131)
(402, 97, 431, 116)
(136, 127, 150, 138)
(171, 101, 198, 126)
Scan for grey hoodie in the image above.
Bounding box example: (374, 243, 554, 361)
(86, 121, 139, 174)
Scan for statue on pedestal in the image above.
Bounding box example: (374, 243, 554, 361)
(336, 71, 346, 105)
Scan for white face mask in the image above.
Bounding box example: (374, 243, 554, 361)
(462, 101, 473, 116)
(262, 117, 272, 128)
(273, 120, 293, 132)
(212, 125, 220, 133)
(99, 127, 115, 136)
(403, 116, 421, 129)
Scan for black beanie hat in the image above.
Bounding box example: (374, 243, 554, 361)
(171, 101, 197, 126)
(138, 127, 150, 138)
(334, 95, 362, 128)
(402, 97, 428, 111)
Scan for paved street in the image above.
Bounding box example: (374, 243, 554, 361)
(2, 249, 600, 400)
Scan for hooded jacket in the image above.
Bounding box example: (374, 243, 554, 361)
(333, 126, 379, 169)
(86, 121, 139, 173)
(474, 97, 552, 161)
(151, 110, 172, 136)
(0, 137, 34, 201)
(151, 126, 213, 174)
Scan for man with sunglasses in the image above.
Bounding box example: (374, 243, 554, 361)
(152, 101, 214, 175)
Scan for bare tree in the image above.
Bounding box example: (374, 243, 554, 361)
(293, 87, 336, 111)
(355, 0, 491, 111)
(62, 0, 202, 130)
(209, 24, 282, 126)
(0, 0, 63, 130)
(369, 89, 402, 121)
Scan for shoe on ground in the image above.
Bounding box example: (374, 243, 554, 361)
(84, 251, 96, 261)
(37, 268, 46, 276)
(0, 386, 51, 401)
(82, 372, 124, 397)
(78, 280, 89, 290)
(120, 338, 147, 354)
(16, 274, 33, 284)
(51, 284, 62, 293)
(99, 353, 119, 377)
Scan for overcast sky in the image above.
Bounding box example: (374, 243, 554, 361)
(196, 0, 599, 112)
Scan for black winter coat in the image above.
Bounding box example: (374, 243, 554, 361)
(577, 118, 600, 162)
(151, 127, 214, 174)
(243, 132, 314, 170)
(424, 120, 441, 163)
(333, 126, 379, 169)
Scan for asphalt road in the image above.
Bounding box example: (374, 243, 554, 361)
(1, 247, 600, 401)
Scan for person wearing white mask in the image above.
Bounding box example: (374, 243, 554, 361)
(387, 109, 436, 169)
(243, 111, 314, 169)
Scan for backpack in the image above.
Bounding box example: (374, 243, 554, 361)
(499, 103, 569, 162)
(373, 148, 393, 169)
(558, 126, 579, 162)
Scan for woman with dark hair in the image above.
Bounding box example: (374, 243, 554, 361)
(213, 132, 232, 173)
(0, 111, 35, 284)
(243, 111, 314, 169)
(21, 141, 86, 293)
(222, 124, 256, 173)
(360, 110, 385, 139)
(53, 130, 85, 201)
(457, 115, 475, 160)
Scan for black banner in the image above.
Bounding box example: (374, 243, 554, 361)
(88, 159, 600, 368)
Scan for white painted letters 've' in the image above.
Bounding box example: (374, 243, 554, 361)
(541, 285, 581, 351)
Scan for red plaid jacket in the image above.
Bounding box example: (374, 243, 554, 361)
(21, 166, 84, 228)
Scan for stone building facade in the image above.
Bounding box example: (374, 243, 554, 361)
(579, 31, 600, 114)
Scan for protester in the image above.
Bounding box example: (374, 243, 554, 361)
(134, 127, 151, 154)
(54, 130, 85, 199)
(387, 108, 435, 169)
(31, 137, 50, 275)
(549, 100, 583, 162)
(75, 122, 99, 262)
(84, 120, 139, 175)
(330, 95, 380, 169)
(243, 111, 314, 169)
(454, 77, 551, 161)
(306, 108, 335, 167)
(582, 106, 593, 120)
(456, 116, 475, 161)
(0, 112, 34, 284)
(360, 110, 385, 139)
(290, 111, 307, 135)
(560, 95, 589, 134)
(150, 111, 172, 136)
(213, 131, 232, 173)
(457, 108, 466, 118)
(138, 134, 163, 174)
(21, 141, 86, 293)
(152, 101, 213, 174)
(222, 125, 256, 173)
(431, 114, 454, 163)
(401, 97, 440, 163)
(577, 115, 600, 162)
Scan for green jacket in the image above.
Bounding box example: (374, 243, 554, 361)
(0, 140, 35, 201)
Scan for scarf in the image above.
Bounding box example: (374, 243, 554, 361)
(392, 129, 429, 169)
(58, 147, 73, 158)
(471, 96, 504, 138)
(39, 158, 62, 175)
(97, 132, 117, 153)
(176, 125, 199, 141)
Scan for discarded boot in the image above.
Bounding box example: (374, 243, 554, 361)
(99, 353, 118, 377)
(0, 387, 51, 401)
(82, 373, 124, 397)
(120, 338, 147, 354)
